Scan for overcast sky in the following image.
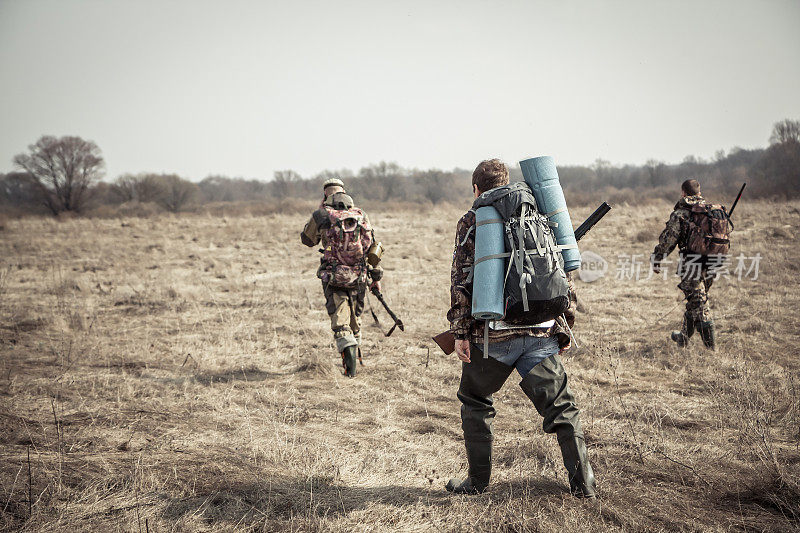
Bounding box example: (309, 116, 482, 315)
(1, 0, 798, 181)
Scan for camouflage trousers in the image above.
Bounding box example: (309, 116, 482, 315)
(323, 282, 365, 352)
(677, 266, 714, 325)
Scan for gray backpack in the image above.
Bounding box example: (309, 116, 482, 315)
(471, 182, 570, 324)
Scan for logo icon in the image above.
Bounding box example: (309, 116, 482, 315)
(578, 251, 607, 283)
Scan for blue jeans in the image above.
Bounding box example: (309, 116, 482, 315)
(487, 335, 560, 378)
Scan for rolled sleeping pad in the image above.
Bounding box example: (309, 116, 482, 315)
(519, 156, 581, 272)
(471, 206, 506, 321)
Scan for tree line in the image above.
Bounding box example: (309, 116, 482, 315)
(1, 119, 798, 216)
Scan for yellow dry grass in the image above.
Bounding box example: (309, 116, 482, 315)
(1, 199, 799, 532)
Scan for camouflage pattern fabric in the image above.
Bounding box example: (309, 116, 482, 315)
(652, 195, 714, 323)
(320, 204, 372, 288)
(677, 268, 714, 323)
(651, 195, 704, 264)
(324, 282, 365, 352)
(301, 195, 383, 283)
(447, 210, 577, 348)
(302, 195, 381, 351)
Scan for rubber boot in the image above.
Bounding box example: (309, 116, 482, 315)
(557, 433, 597, 498)
(670, 312, 695, 348)
(445, 439, 491, 494)
(698, 320, 716, 351)
(446, 344, 513, 495)
(519, 354, 596, 499)
(342, 346, 358, 377)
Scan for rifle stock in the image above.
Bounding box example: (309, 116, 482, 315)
(432, 330, 456, 355)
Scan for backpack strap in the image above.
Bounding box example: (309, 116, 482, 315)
(460, 208, 478, 246)
(474, 252, 511, 265)
(462, 266, 474, 284)
(484, 319, 490, 359)
(515, 204, 531, 312)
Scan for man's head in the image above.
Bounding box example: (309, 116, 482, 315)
(681, 179, 701, 197)
(322, 178, 345, 198)
(472, 159, 509, 197)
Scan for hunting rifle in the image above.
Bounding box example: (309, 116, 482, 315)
(432, 201, 612, 355)
(371, 287, 405, 336)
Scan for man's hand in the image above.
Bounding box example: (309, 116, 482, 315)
(455, 339, 471, 363)
(370, 280, 381, 293)
(559, 340, 571, 355)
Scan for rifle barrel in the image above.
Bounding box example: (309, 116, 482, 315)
(574, 202, 612, 242)
(371, 288, 404, 331)
(728, 183, 746, 218)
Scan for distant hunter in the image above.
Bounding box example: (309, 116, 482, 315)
(651, 179, 732, 350)
(301, 178, 383, 377)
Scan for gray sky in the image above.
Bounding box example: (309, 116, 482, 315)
(1, 0, 799, 181)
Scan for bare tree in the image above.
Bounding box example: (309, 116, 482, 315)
(111, 174, 139, 202)
(0, 172, 41, 207)
(419, 170, 454, 204)
(272, 170, 301, 199)
(13, 135, 105, 214)
(358, 162, 407, 201)
(111, 173, 166, 203)
(154, 175, 198, 212)
(769, 119, 800, 145)
(592, 158, 612, 181)
(645, 159, 665, 187)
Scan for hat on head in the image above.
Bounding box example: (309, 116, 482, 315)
(322, 178, 345, 190)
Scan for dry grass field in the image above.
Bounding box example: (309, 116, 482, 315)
(1, 199, 799, 532)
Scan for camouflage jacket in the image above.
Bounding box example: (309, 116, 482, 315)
(447, 209, 576, 348)
(652, 194, 705, 264)
(301, 194, 383, 280)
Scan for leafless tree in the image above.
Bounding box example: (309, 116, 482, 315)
(154, 175, 198, 212)
(112, 173, 166, 203)
(769, 119, 800, 145)
(358, 162, 406, 201)
(272, 170, 301, 199)
(419, 170, 453, 204)
(13, 135, 105, 214)
(111, 174, 140, 202)
(592, 158, 612, 182)
(0, 172, 41, 207)
(645, 159, 665, 187)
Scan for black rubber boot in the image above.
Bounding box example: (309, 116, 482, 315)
(446, 344, 513, 495)
(557, 432, 597, 499)
(698, 320, 716, 351)
(670, 312, 695, 348)
(670, 330, 688, 347)
(342, 346, 358, 377)
(445, 439, 492, 494)
(519, 354, 596, 499)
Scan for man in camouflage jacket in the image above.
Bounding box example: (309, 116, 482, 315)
(301, 178, 383, 377)
(651, 179, 717, 350)
(445, 159, 596, 499)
